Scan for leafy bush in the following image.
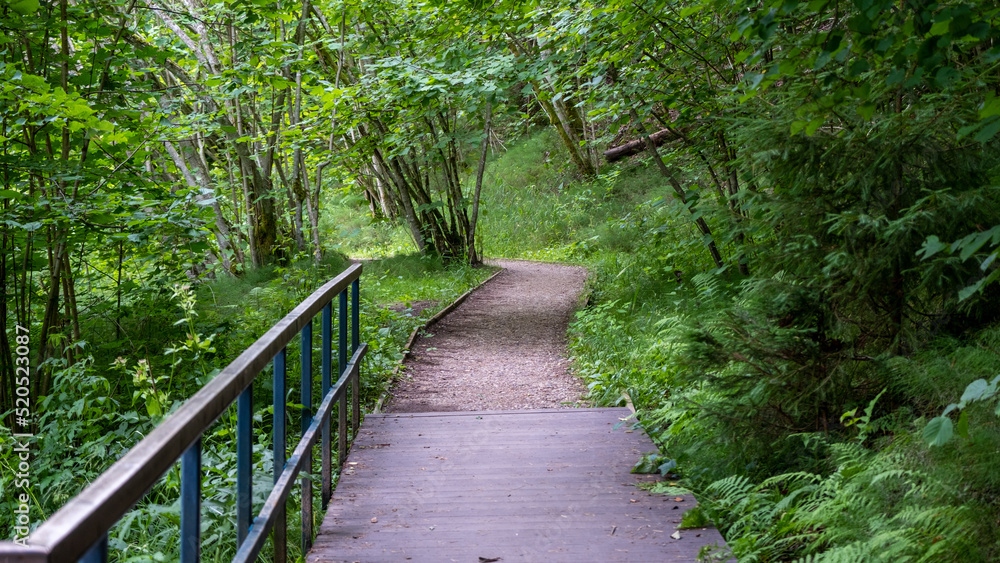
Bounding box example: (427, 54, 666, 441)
(702, 441, 987, 563)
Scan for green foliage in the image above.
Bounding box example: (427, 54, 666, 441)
(0, 254, 490, 555)
(680, 505, 712, 529)
(924, 375, 1000, 447)
(472, 113, 1000, 562)
(3, 0, 1000, 558)
(631, 451, 677, 476)
(324, 193, 418, 259)
(701, 442, 985, 562)
(0, 356, 149, 540)
(920, 225, 1000, 301)
(840, 389, 887, 444)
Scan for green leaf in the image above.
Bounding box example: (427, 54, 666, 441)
(658, 459, 677, 476)
(886, 68, 906, 87)
(813, 51, 832, 70)
(935, 67, 960, 89)
(979, 97, 1000, 119)
(982, 251, 998, 271)
(959, 229, 995, 260)
(929, 19, 952, 36)
(805, 118, 824, 136)
(961, 379, 990, 403)
(958, 277, 986, 301)
(958, 122, 982, 139)
(10, 0, 40, 15)
(849, 59, 871, 76)
(918, 235, 948, 259)
(20, 74, 49, 93)
(974, 116, 1000, 142)
(631, 452, 663, 474)
(745, 72, 765, 90)
(680, 505, 712, 529)
(679, 5, 704, 17)
(841, 408, 859, 425)
(923, 416, 953, 447)
(956, 410, 969, 439)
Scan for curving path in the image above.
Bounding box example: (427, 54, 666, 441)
(385, 260, 589, 412)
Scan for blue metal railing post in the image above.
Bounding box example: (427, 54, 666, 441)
(237, 386, 252, 547)
(351, 279, 360, 353)
(338, 290, 348, 467)
(321, 302, 333, 507)
(300, 320, 314, 552)
(322, 303, 332, 394)
(301, 321, 313, 434)
(180, 438, 201, 563)
(78, 533, 107, 563)
(339, 290, 348, 379)
(273, 348, 287, 562)
(274, 348, 287, 476)
(351, 279, 361, 436)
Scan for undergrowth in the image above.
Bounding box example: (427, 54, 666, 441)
(466, 129, 1000, 562)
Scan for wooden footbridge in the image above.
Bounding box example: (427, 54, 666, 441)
(309, 409, 727, 562)
(0, 265, 728, 562)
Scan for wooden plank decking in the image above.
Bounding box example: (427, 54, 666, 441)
(307, 408, 728, 562)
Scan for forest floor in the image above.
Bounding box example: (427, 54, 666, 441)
(384, 259, 589, 412)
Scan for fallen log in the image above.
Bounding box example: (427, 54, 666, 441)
(603, 128, 680, 162)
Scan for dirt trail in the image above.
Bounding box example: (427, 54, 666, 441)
(384, 260, 589, 413)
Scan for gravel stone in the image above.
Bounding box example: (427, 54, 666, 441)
(384, 259, 589, 412)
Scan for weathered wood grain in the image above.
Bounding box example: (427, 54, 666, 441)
(308, 408, 729, 562)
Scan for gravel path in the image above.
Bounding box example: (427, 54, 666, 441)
(384, 260, 589, 412)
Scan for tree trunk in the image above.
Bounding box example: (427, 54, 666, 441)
(229, 134, 279, 266)
(306, 161, 325, 261)
(604, 129, 681, 162)
(714, 132, 751, 276)
(628, 108, 724, 269)
(36, 236, 66, 398)
(61, 250, 80, 345)
(535, 90, 595, 177)
(372, 147, 426, 252)
(126, 20, 280, 266)
(164, 140, 242, 273)
(507, 39, 595, 178)
(467, 103, 493, 265)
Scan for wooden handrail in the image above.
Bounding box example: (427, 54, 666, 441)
(0, 263, 364, 562)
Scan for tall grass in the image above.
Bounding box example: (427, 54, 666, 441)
(321, 189, 416, 259)
(477, 128, 670, 260)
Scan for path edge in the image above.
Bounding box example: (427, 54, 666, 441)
(373, 266, 504, 414)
